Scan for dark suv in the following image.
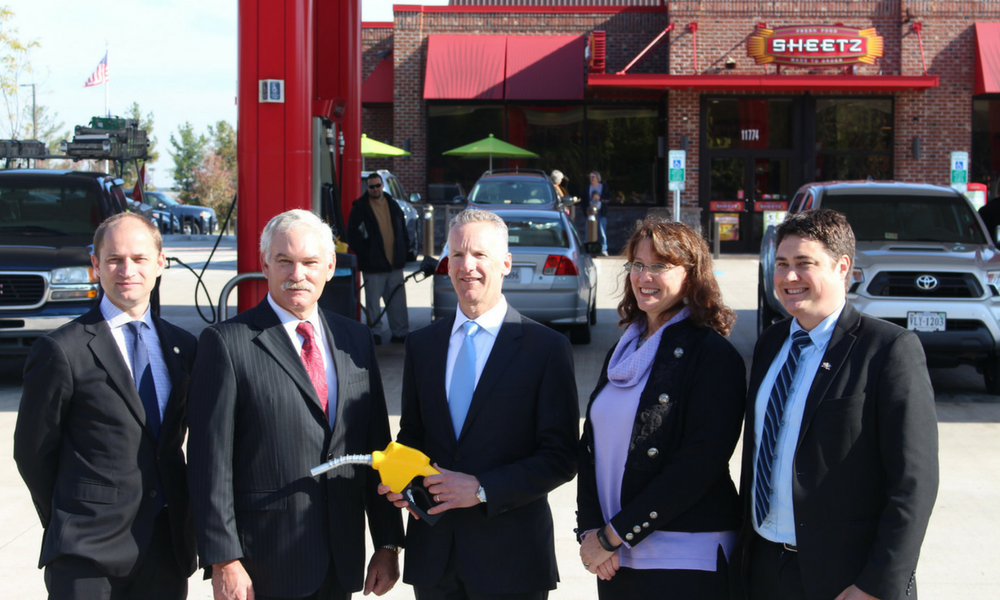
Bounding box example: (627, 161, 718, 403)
(759, 180, 1000, 393)
(467, 169, 568, 210)
(125, 189, 217, 234)
(0, 170, 131, 354)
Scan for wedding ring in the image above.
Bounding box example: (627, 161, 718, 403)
(435, 494, 440, 502)
(583, 562, 590, 568)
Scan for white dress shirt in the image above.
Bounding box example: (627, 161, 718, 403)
(101, 295, 172, 419)
(752, 303, 844, 544)
(445, 296, 508, 399)
(267, 294, 338, 428)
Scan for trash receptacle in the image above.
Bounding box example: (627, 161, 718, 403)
(319, 252, 358, 320)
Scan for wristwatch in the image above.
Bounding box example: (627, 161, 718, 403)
(380, 544, 401, 554)
(475, 485, 487, 504)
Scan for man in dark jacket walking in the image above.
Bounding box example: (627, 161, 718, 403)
(348, 172, 410, 343)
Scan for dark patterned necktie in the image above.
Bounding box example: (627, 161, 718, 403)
(126, 321, 160, 438)
(297, 321, 328, 416)
(754, 329, 813, 527)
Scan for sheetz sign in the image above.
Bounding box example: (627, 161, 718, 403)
(747, 25, 884, 68)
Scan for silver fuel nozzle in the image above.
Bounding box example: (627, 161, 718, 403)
(310, 454, 373, 477)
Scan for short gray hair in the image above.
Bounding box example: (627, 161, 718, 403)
(449, 209, 508, 249)
(259, 209, 335, 262)
(550, 170, 564, 185)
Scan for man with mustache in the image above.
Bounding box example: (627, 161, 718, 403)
(187, 209, 404, 600)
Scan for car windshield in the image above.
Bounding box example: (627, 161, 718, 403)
(0, 180, 101, 236)
(503, 217, 569, 248)
(469, 179, 554, 205)
(148, 192, 179, 206)
(823, 193, 987, 244)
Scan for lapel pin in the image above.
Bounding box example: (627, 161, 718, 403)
(173, 347, 180, 354)
(821, 362, 831, 370)
(673, 347, 684, 358)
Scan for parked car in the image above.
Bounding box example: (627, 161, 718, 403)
(0, 170, 133, 354)
(125, 189, 217, 235)
(759, 180, 1000, 393)
(361, 169, 422, 259)
(427, 182, 465, 204)
(432, 208, 598, 343)
(126, 198, 178, 234)
(466, 169, 571, 211)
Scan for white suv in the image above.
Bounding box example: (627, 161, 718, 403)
(759, 181, 1000, 394)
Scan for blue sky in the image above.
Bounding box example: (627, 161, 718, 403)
(6, 0, 446, 187)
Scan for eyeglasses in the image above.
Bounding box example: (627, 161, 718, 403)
(623, 261, 679, 276)
(368, 184, 382, 189)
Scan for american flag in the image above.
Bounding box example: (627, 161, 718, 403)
(84, 52, 108, 87)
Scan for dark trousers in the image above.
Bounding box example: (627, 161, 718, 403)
(747, 533, 807, 600)
(256, 561, 348, 600)
(596, 546, 729, 600)
(44, 509, 186, 600)
(413, 539, 548, 600)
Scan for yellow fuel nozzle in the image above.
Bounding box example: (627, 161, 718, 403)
(372, 441, 441, 493)
(310, 441, 439, 493)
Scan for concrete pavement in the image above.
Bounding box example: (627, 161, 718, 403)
(1, 237, 997, 598)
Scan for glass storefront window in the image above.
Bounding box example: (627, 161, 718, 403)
(509, 105, 584, 195)
(586, 106, 660, 204)
(427, 105, 506, 193)
(814, 98, 893, 181)
(972, 99, 1000, 196)
(705, 98, 792, 150)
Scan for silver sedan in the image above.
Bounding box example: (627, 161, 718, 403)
(432, 209, 598, 343)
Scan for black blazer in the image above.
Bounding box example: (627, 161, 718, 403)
(397, 307, 580, 594)
(347, 191, 409, 273)
(578, 320, 745, 546)
(735, 304, 939, 600)
(186, 299, 404, 597)
(13, 305, 197, 579)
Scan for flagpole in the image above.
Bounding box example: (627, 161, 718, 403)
(105, 42, 109, 117)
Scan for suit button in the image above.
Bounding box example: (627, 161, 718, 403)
(625, 533, 634, 541)
(149, 490, 158, 499)
(632, 525, 641, 533)
(650, 511, 658, 519)
(642, 522, 650, 528)
(327, 452, 334, 461)
(647, 448, 659, 458)
(658, 394, 669, 404)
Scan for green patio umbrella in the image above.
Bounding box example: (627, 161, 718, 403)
(361, 133, 410, 170)
(442, 133, 538, 171)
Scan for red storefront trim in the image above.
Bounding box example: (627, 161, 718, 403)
(362, 22, 393, 29)
(506, 36, 586, 100)
(588, 73, 939, 91)
(425, 35, 507, 100)
(975, 23, 1000, 95)
(395, 5, 666, 14)
(362, 59, 394, 104)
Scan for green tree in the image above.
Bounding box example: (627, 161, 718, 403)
(169, 121, 206, 204)
(121, 102, 157, 187)
(207, 120, 236, 172)
(0, 6, 39, 140)
(197, 119, 237, 218)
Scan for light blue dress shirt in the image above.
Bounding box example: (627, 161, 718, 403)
(752, 303, 844, 544)
(102, 295, 172, 419)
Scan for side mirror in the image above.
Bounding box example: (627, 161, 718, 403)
(995, 224, 1000, 245)
(584, 241, 602, 255)
(410, 192, 423, 204)
(451, 195, 465, 204)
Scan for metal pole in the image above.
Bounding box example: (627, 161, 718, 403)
(713, 218, 721, 259)
(18, 83, 36, 139)
(422, 203, 435, 258)
(673, 188, 681, 223)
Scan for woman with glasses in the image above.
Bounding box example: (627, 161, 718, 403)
(577, 218, 745, 599)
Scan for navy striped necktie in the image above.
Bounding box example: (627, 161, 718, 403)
(754, 329, 812, 528)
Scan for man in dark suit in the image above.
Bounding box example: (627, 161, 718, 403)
(187, 209, 404, 600)
(382, 208, 580, 600)
(14, 212, 197, 599)
(736, 209, 939, 600)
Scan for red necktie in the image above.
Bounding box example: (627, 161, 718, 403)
(296, 321, 328, 416)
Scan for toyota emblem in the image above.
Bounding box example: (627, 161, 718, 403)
(915, 275, 939, 291)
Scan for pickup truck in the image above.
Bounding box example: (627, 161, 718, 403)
(759, 180, 1000, 394)
(0, 170, 133, 354)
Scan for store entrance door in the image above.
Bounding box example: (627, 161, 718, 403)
(707, 154, 792, 253)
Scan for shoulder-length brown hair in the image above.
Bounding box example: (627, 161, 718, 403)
(617, 218, 736, 336)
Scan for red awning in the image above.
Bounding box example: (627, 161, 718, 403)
(506, 35, 586, 100)
(424, 35, 507, 100)
(976, 23, 1000, 95)
(588, 73, 939, 92)
(362, 58, 394, 104)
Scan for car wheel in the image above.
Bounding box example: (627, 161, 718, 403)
(571, 322, 591, 345)
(589, 298, 597, 326)
(192, 221, 203, 235)
(757, 267, 780, 337)
(182, 219, 193, 235)
(984, 353, 1000, 395)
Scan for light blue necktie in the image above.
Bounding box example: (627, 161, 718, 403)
(449, 321, 480, 437)
(754, 329, 812, 527)
(126, 321, 160, 439)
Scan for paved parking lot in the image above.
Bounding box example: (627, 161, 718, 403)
(1, 236, 997, 598)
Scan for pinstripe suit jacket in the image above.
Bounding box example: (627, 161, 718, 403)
(397, 307, 580, 594)
(13, 305, 198, 579)
(186, 299, 404, 597)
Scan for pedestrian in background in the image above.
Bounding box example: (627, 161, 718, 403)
(348, 172, 410, 344)
(588, 171, 611, 255)
(577, 218, 744, 599)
